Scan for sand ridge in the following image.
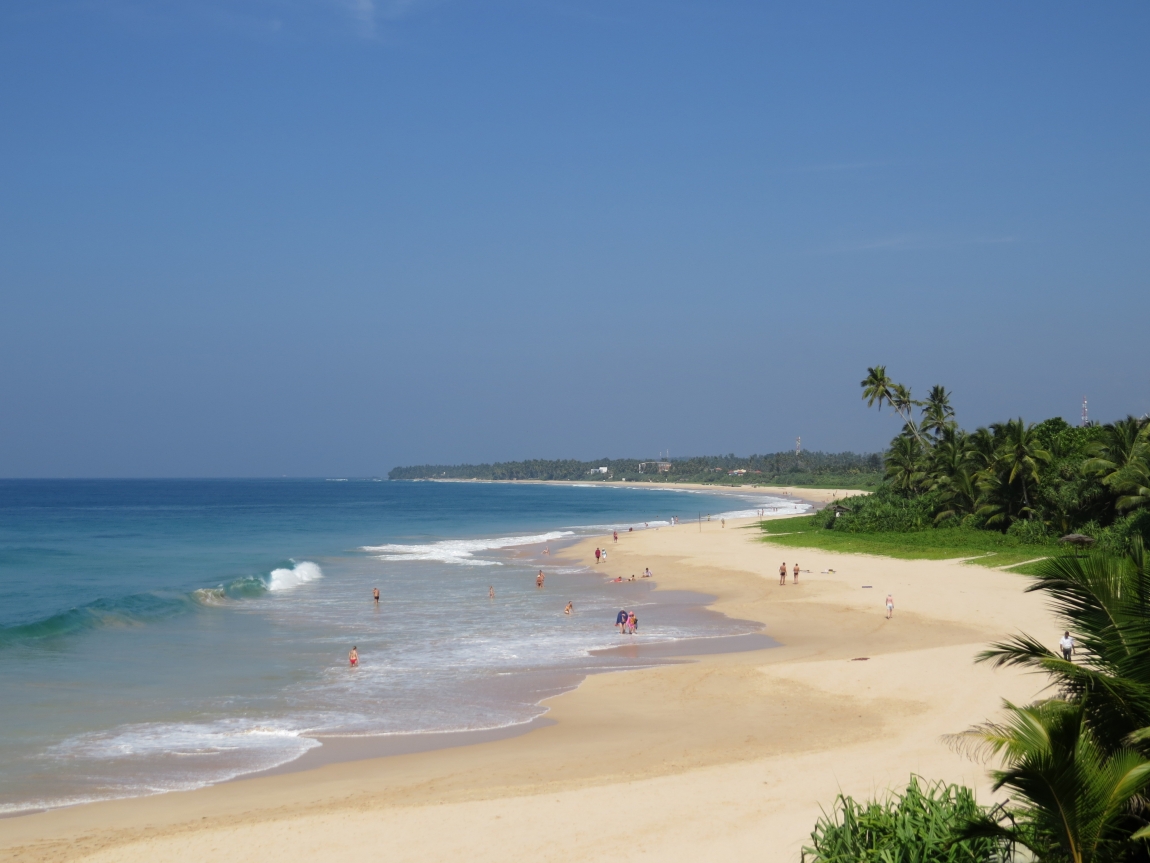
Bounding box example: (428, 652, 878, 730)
(0, 511, 1056, 863)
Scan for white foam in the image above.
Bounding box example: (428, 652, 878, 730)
(267, 561, 324, 591)
(48, 718, 318, 761)
(362, 531, 574, 566)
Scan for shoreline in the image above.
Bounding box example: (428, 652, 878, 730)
(413, 476, 866, 503)
(1, 504, 1052, 863)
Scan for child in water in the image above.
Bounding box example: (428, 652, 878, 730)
(349, 646, 359, 667)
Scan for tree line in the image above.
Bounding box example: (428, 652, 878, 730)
(825, 366, 1150, 554)
(388, 450, 882, 486)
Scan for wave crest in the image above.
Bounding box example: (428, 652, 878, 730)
(0, 561, 324, 648)
(362, 531, 573, 567)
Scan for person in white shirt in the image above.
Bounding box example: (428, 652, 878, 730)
(1060, 631, 1074, 661)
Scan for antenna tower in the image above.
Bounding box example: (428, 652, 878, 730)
(795, 436, 802, 457)
(1081, 397, 1089, 428)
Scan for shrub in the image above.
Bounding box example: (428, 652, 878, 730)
(802, 776, 1008, 863)
(1005, 518, 1053, 546)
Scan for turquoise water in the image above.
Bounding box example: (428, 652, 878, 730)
(0, 479, 805, 813)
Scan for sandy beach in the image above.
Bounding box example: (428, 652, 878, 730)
(1, 496, 1056, 863)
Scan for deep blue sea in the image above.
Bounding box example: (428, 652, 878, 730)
(0, 479, 806, 814)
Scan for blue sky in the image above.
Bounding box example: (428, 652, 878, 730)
(1, 1, 1147, 477)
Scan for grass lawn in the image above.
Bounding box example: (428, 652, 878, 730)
(756, 514, 1060, 572)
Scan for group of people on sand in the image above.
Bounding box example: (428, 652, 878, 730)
(778, 562, 800, 585)
(595, 547, 609, 564)
(615, 608, 638, 634)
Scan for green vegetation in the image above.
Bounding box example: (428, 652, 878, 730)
(948, 542, 1150, 862)
(760, 512, 1051, 570)
(776, 366, 1150, 562)
(801, 776, 1010, 863)
(388, 451, 881, 489)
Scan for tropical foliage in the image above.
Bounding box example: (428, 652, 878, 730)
(947, 541, 1150, 863)
(801, 776, 1010, 863)
(840, 366, 1150, 555)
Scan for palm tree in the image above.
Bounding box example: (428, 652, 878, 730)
(860, 366, 895, 412)
(1113, 462, 1150, 513)
(1086, 417, 1150, 514)
(1086, 417, 1150, 479)
(885, 433, 927, 494)
(921, 385, 956, 438)
(977, 540, 1150, 749)
(954, 699, 1150, 863)
(992, 418, 1053, 517)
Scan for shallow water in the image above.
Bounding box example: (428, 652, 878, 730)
(0, 479, 806, 813)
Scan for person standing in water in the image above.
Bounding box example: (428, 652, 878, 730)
(564, 601, 573, 615)
(373, 587, 380, 604)
(615, 609, 627, 633)
(536, 570, 545, 588)
(886, 594, 894, 619)
(779, 563, 787, 585)
(349, 646, 358, 667)
(489, 585, 495, 599)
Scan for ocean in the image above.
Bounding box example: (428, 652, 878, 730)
(0, 479, 807, 815)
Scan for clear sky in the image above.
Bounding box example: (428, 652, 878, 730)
(1, 1, 1147, 477)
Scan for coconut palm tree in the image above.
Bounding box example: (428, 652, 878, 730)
(885, 433, 927, 494)
(921, 385, 956, 438)
(861, 366, 895, 412)
(992, 418, 1053, 516)
(977, 540, 1150, 750)
(954, 699, 1150, 863)
(1086, 417, 1150, 480)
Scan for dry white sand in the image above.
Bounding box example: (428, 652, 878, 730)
(1, 510, 1056, 863)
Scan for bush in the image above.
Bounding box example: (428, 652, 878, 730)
(1005, 518, 1053, 546)
(826, 488, 942, 533)
(802, 776, 1008, 863)
(1095, 509, 1150, 557)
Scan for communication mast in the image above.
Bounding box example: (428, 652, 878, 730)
(795, 436, 802, 457)
(1081, 397, 1089, 428)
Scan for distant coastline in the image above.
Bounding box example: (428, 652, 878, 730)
(389, 451, 881, 491)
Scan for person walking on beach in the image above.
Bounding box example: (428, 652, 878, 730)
(595, 547, 601, 564)
(601, 549, 607, 562)
(616, 609, 627, 633)
(885, 594, 894, 619)
(536, 570, 545, 589)
(721, 518, 725, 528)
(793, 563, 799, 584)
(613, 530, 618, 543)
(349, 646, 359, 667)
(564, 601, 573, 616)
(779, 563, 787, 585)
(373, 587, 380, 604)
(1060, 631, 1074, 661)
